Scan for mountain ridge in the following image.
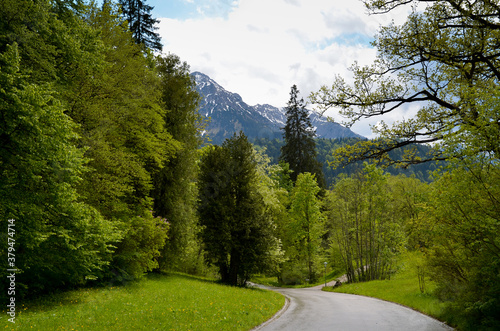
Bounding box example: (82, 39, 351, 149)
(191, 72, 364, 144)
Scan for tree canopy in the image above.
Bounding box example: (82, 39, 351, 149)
(427, 159, 500, 329)
(311, 1, 500, 328)
(311, 0, 500, 166)
(286, 173, 325, 282)
(0, 0, 197, 298)
(0, 42, 118, 297)
(152, 53, 204, 272)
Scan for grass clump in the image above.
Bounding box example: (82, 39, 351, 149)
(10, 273, 284, 330)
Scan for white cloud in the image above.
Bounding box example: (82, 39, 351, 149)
(157, 0, 413, 137)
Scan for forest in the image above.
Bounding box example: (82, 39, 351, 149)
(1, 0, 499, 330)
(252, 137, 443, 186)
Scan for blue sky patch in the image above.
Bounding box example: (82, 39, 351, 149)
(149, 0, 238, 20)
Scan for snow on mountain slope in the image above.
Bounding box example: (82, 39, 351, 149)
(191, 72, 363, 144)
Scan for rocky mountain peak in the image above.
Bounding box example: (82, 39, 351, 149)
(191, 71, 363, 144)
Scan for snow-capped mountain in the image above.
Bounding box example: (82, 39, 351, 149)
(191, 72, 363, 144)
(253, 104, 286, 126)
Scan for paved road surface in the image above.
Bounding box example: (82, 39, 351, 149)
(253, 285, 453, 331)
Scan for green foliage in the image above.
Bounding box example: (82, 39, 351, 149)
(198, 133, 277, 285)
(75, 2, 172, 208)
(426, 160, 500, 330)
(111, 212, 169, 280)
(152, 53, 204, 273)
(0, 0, 188, 298)
(0, 0, 92, 86)
(270, 160, 294, 193)
(283, 173, 325, 283)
(0, 43, 118, 299)
(311, 0, 500, 165)
(387, 174, 431, 251)
(253, 151, 288, 275)
(326, 164, 406, 283)
(280, 85, 324, 187)
(66, 3, 177, 281)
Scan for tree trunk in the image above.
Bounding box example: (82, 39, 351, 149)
(228, 249, 240, 286)
(219, 263, 229, 284)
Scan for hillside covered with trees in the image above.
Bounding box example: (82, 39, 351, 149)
(1, 1, 499, 330)
(0, 0, 205, 297)
(253, 137, 442, 186)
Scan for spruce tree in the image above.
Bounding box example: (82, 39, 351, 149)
(198, 133, 275, 285)
(280, 85, 324, 187)
(119, 0, 162, 51)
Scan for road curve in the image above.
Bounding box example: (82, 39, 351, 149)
(253, 285, 453, 331)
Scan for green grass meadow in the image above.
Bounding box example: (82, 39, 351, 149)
(5, 274, 284, 330)
(323, 255, 447, 322)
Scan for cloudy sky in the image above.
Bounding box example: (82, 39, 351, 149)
(150, 0, 415, 138)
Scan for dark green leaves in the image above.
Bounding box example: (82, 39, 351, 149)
(198, 133, 275, 285)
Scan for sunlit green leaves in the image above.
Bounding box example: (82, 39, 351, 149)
(427, 160, 500, 329)
(152, 53, 203, 272)
(283, 172, 324, 282)
(326, 164, 407, 282)
(311, 0, 500, 165)
(0, 43, 119, 297)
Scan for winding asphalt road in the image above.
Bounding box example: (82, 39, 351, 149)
(253, 284, 453, 331)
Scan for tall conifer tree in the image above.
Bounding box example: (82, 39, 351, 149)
(119, 0, 162, 51)
(280, 85, 324, 187)
(198, 133, 275, 285)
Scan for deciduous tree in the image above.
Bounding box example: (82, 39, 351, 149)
(153, 53, 204, 272)
(285, 173, 325, 282)
(326, 164, 405, 282)
(0, 43, 118, 299)
(427, 159, 500, 330)
(311, 0, 500, 166)
(70, 2, 174, 280)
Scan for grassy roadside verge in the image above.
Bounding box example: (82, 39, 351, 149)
(252, 270, 344, 289)
(322, 258, 448, 323)
(7, 273, 284, 330)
